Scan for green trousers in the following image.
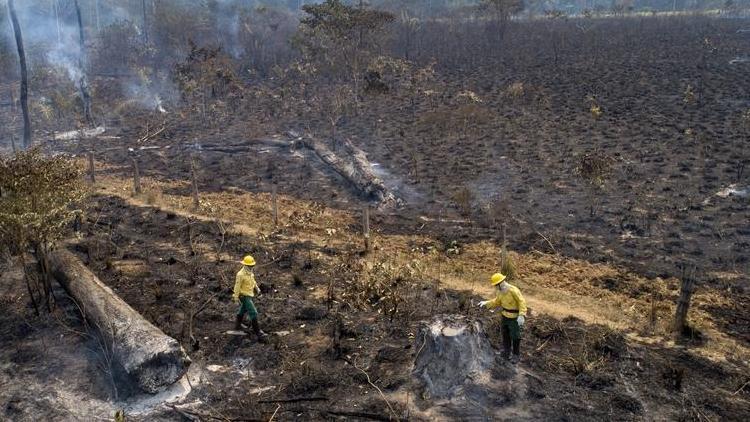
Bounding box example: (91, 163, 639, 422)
(237, 296, 258, 320)
(501, 316, 521, 356)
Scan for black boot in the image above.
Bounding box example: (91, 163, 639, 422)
(511, 339, 521, 364)
(251, 319, 268, 342)
(234, 314, 244, 330)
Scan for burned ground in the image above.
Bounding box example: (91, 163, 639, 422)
(3, 191, 747, 420)
(1, 11, 749, 422)
(25, 16, 748, 297)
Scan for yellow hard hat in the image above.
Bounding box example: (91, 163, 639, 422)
(241, 255, 256, 266)
(490, 273, 506, 286)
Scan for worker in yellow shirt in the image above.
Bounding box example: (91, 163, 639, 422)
(233, 255, 268, 340)
(479, 273, 527, 363)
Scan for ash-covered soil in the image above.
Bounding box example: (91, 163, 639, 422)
(3, 194, 745, 421)
(2, 14, 749, 421)
(32, 16, 748, 298)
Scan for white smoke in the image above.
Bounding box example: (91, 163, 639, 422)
(1, 1, 301, 111)
(126, 81, 169, 113)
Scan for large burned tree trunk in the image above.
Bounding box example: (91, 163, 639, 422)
(49, 249, 190, 393)
(298, 135, 402, 209)
(7, 0, 31, 148)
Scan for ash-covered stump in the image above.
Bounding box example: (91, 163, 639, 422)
(413, 316, 531, 418)
(414, 315, 495, 399)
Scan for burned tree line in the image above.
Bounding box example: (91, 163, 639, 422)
(3, 0, 740, 150)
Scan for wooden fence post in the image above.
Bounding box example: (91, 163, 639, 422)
(363, 206, 371, 253)
(272, 184, 278, 226)
(132, 156, 141, 194)
(649, 286, 658, 334)
(87, 151, 95, 183)
(501, 222, 508, 266)
(190, 154, 199, 210)
(674, 265, 696, 336)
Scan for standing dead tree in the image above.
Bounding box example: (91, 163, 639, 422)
(695, 36, 717, 109)
(87, 151, 95, 183)
(74, 0, 94, 125)
(142, 0, 149, 44)
(7, 0, 31, 148)
(481, 0, 525, 45)
(271, 184, 279, 226)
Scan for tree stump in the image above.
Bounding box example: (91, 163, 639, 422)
(414, 316, 495, 399)
(412, 316, 536, 418)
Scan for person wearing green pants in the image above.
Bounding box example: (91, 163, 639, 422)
(233, 255, 268, 340)
(479, 272, 528, 363)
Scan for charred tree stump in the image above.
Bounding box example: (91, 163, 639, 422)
(414, 316, 496, 399)
(49, 249, 190, 393)
(413, 315, 529, 417)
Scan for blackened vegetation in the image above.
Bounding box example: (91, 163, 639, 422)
(364, 70, 389, 93)
(172, 41, 243, 121)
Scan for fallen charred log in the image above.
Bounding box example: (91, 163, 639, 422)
(49, 248, 190, 394)
(191, 137, 291, 153)
(294, 134, 403, 209)
(53, 126, 106, 141)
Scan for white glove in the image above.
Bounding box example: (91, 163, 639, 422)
(478, 300, 489, 308)
(517, 315, 525, 326)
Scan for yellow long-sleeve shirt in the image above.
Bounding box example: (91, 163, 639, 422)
(486, 284, 527, 318)
(233, 267, 258, 299)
